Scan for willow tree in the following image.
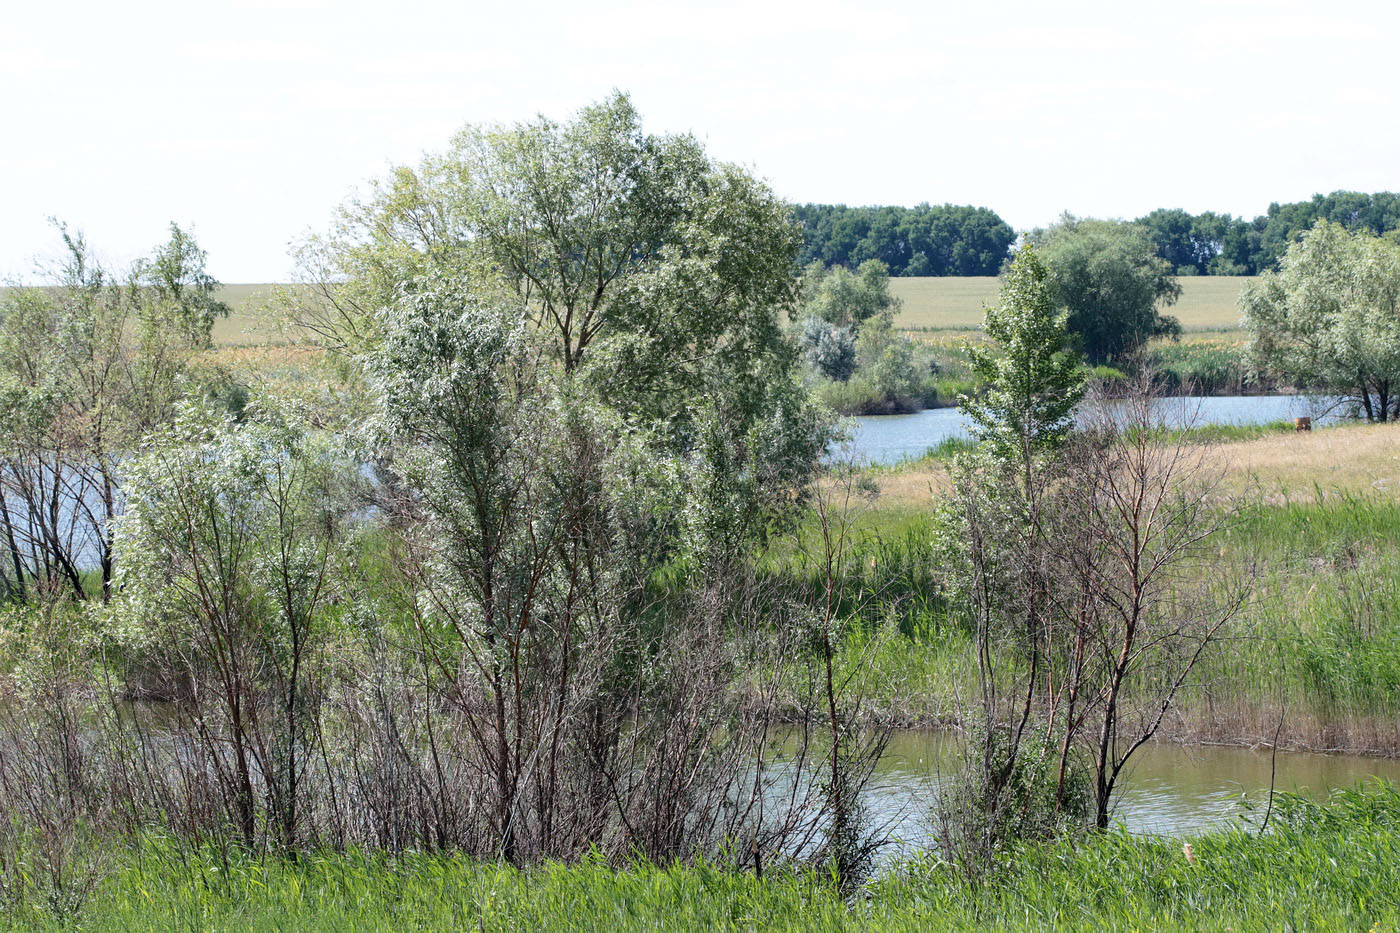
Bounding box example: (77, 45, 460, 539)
(298, 92, 828, 549)
(302, 97, 805, 406)
(1242, 219, 1400, 421)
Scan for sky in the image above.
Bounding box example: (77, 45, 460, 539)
(2, 0, 1398, 282)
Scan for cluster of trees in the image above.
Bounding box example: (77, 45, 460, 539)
(0, 92, 1286, 895)
(795, 191, 1400, 280)
(795, 259, 932, 412)
(0, 223, 231, 601)
(1115, 192, 1400, 277)
(793, 215, 1189, 405)
(1135, 193, 1400, 276)
(1028, 217, 1181, 364)
(0, 94, 887, 883)
(793, 203, 1016, 276)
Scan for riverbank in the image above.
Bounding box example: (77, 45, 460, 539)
(8, 783, 1396, 930)
(802, 421, 1400, 757)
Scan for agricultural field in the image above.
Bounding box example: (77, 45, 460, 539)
(891, 275, 1257, 332)
(210, 276, 1261, 347)
(210, 283, 298, 345)
(0, 283, 291, 346)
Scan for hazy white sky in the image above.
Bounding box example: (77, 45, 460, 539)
(2, 0, 1397, 282)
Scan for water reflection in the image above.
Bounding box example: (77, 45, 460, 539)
(859, 730, 1400, 857)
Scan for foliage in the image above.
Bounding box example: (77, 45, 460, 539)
(942, 261, 1238, 858)
(796, 191, 1400, 281)
(793, 203, 1016, 276)
(299, 92, 829, 540)
(361, 275, 845, 863)
(962, 245, 1086, 462)
(0, 222, 224, 600)
(798, 259, 929, 411)
(133, 222, 231, 349)
(114, 400, 358, 845)
(1030, 216, 1182, 364)
(800, 259, 900, 329)
(852, 316, 924, 410)
(1243, 219, 1400, 421)
(937, 717, 1093, 870)
(800, 315, 857, 382)
(1136, 207, 1244, 276)
(299, 91, 817, 449)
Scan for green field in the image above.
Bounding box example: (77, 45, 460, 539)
(211, 277, 1259, 344)
(891, 275, 1257, 332)
(211, 283, 291, 345)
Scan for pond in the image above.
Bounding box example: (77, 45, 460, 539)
(842, 395, 1340, 466)
(855, 730, 1400, 857)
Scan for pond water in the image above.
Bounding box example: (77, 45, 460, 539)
(843, 395, 1340, 467)
(856, 730, 1400, 856)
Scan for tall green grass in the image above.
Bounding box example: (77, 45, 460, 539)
(1201, 494, 1400, 720)
(11, 784, 1400, 930)
(776, 484, 1400, 738)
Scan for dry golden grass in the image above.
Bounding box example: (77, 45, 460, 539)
(197, 344, 332, 394)
(1207, 421, 1400, 502)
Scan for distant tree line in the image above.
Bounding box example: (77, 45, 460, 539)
(1137, 192, 1400, 275)
(798, 191, 1400, 277)
(793, 203, 1016, 276)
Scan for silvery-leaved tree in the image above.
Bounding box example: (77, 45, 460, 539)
(1242, 219, 1400, 422)
(296, 92, 828, 544)
(363, 277, 823, 863)
(114, 401, 357, 847)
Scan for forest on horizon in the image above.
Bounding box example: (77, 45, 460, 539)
(796, 189, 1400, 277)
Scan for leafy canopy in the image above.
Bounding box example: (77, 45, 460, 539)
(1030, 216, 1181, 364)
(1243, 219, 1400, 422)
(799, 259, 900, 330)
(299, 91, 810, 441)
(962, 246, 1086, 462)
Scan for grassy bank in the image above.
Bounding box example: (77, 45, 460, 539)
(7, 784, 1397, 930)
